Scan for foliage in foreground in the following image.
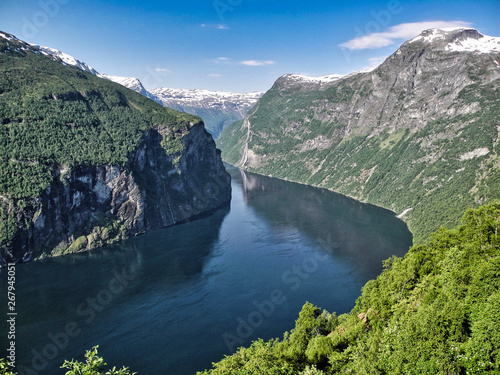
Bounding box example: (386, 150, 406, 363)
(0, 347, 135, 375)
(198, 202, 500, 374)
(61, 346, 136, 375)
(0, 359, 16, 375)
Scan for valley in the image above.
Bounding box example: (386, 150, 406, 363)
(0, 12, 499, 374)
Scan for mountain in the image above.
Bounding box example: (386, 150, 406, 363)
(96, 73, 163, 103)
(218, 28, 500, 242)
(35, 44, 100, 75)
(32, 43, 164, 104)
(0, 31, 231, 265)
(31, 42, 262, 138)
(150, 88, 263, 138)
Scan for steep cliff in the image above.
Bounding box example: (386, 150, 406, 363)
(0, 32, 231, 265)
(218, 28, 500, 242)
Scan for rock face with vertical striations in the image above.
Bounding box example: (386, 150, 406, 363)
(0, 31, 231, 265)
(218, 28, 500, 241)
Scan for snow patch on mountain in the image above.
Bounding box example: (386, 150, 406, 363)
(34, 45, 99, 75)
(0, 32, 14, 41)
(151, 88, 264, 137)
(446, 34, 500, 54)
(286, 74, 345, 84)
(410, 28, 500, 54)
(151, 87, 263, 106)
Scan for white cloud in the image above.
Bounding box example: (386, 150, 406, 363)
(210, 57, 275, 67)
(154, 67, 171, 72)
(213, 57, 231, 65)
(201, 24, 229, 30)
(209, 73, 222, 78)
(240, 60, 275, 66)
(340, 21, 473, 50)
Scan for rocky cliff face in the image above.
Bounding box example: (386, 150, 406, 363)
(2, 121, 230, 266)
(0, 31, 231, 266)
(218, 28, 500, 241)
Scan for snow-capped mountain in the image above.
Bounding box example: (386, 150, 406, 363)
(409, 27, 500, 53)
(96, 73, 162, 103)
(35, 45, 100, 75)
(24, 41, 262, 137)
(30, 44, 163, 104)
(218, 27, 500, 242)
(151, 88, 264, 137)
(283, 73, 345, 84)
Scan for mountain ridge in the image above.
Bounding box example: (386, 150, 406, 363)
(151, 87, 263, 137)
(217, 27, 500, 242)
(16, 35, 262, 137)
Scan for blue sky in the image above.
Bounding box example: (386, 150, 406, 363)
(0, 0, 498, 92)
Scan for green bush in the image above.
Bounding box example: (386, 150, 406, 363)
(61, 346, 136, 375)
(0, 359, 16, 375)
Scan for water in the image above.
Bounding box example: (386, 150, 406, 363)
(1, 165, 412, 375)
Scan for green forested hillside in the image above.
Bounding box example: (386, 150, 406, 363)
(0, 33, 230, 259)
(0, 35, 196, 200)
(198, 202, 500, 374)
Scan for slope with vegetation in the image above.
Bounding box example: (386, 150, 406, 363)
(0, 31, 231, 265)
(218, 28, 500, 242)
(197, 201, 500, 374)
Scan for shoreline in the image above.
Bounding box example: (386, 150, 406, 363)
(223, 161, 415, 241)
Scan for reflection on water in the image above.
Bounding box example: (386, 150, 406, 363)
(237, 167, 411, 278)
(1, 166, 411, 375)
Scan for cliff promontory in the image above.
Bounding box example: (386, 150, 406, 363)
(0, 31, 231, 265)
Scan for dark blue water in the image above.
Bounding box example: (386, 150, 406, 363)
(1, 165, 412, 375)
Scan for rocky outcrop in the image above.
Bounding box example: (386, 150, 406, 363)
(1, 121, 231, 266)
(0, 31, 232, 266)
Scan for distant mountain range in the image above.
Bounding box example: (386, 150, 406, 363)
(217, 27, 500, 242)
(33, 43, 262, 137)
(151, 88, 263, 138)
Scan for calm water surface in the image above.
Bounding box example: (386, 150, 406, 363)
(1, 165, 412, 375)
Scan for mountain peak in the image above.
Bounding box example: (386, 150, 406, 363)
(283, 74, 345, 84)
(274, 73, 347, 93)
(409, 27, 500, 54)
(150, 87, 263, 101)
